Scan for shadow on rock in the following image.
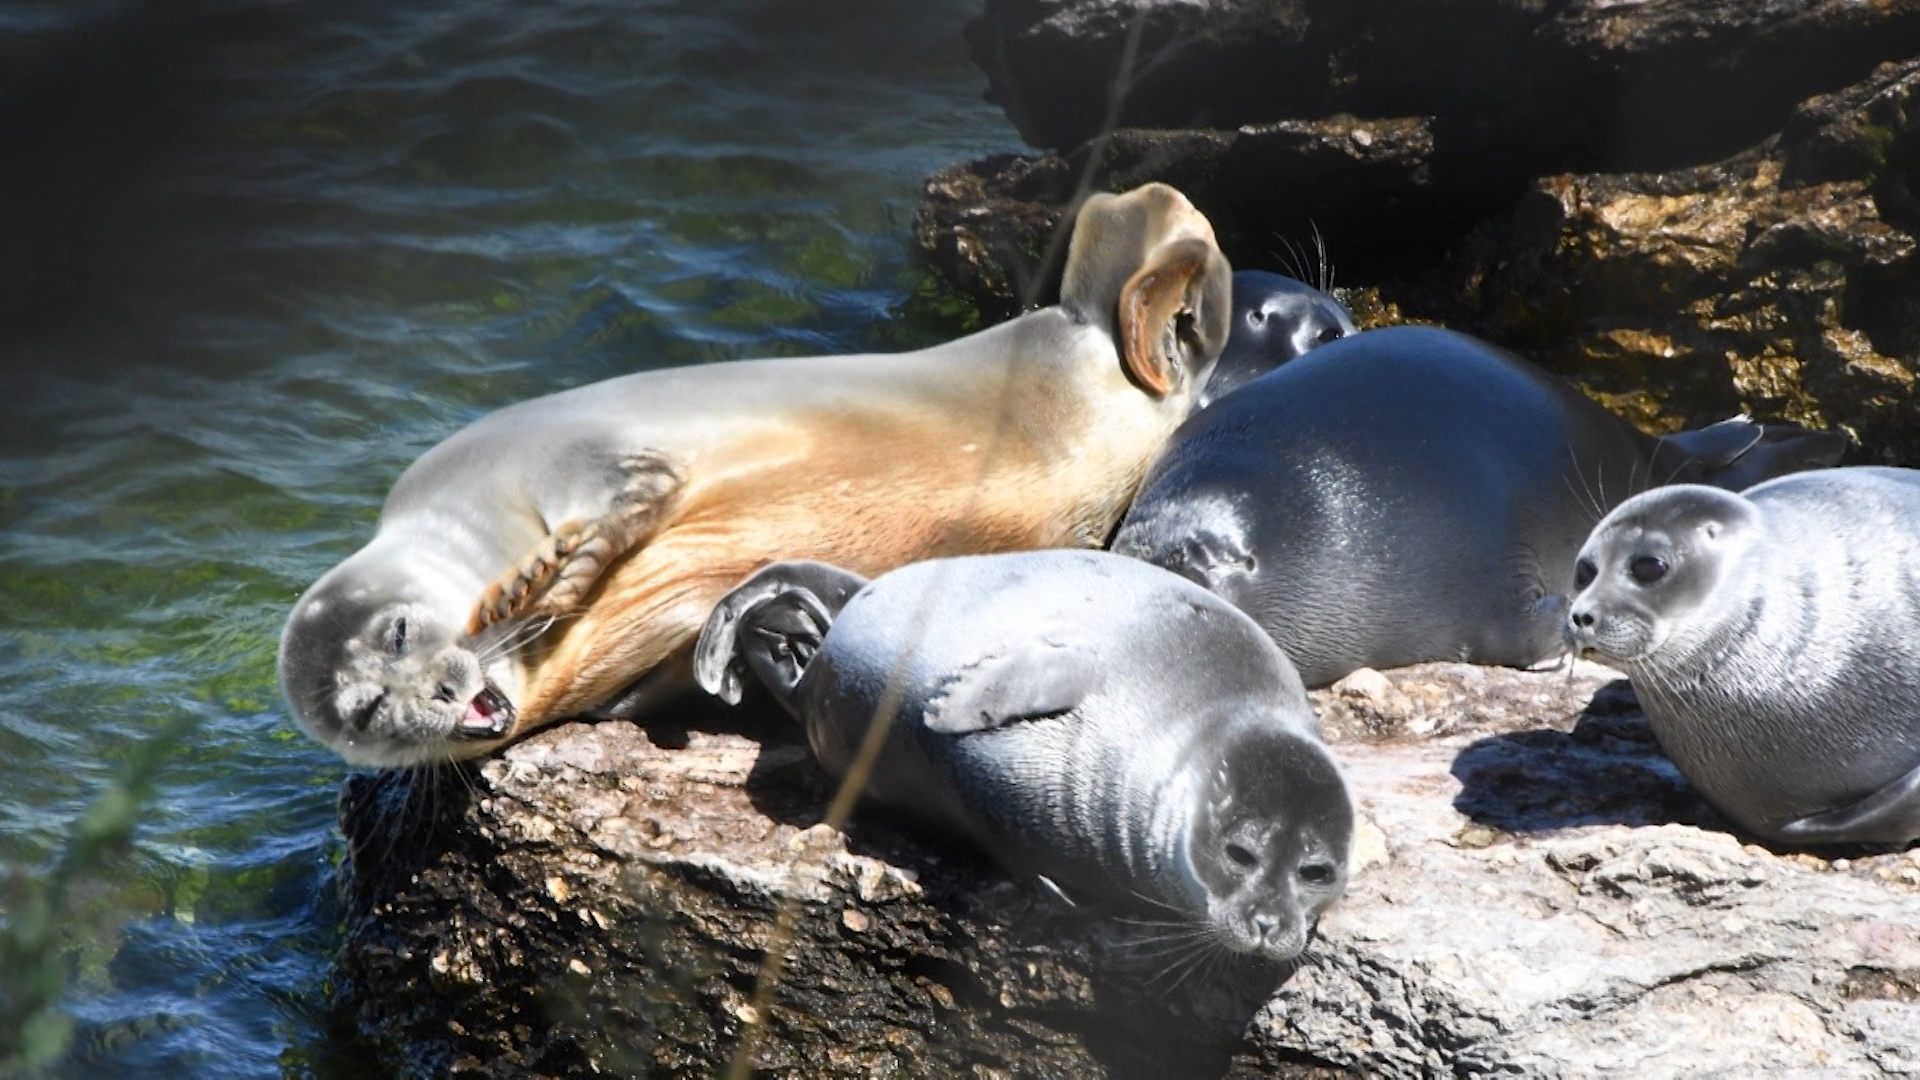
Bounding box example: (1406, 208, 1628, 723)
(338, 762, 482, 914)
(1448, 679, 1727, 834)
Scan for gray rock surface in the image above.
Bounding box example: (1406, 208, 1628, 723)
(331, 663, 1920, 1077)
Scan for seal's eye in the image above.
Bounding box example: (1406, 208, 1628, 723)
(1247, 309, 1268, 328)
(1315, 326, 1344, 345)
(1225, 842, 1258, 869)
(1299, 861, 1337, 886)
(387, 617, 412, 657)
(1573, 558, 1597, 591)
(1629, 556, 1669, 585)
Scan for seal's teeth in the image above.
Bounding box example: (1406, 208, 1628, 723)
(458, 686, 515, 740)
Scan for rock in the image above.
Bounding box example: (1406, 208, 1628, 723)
(1422, 58, 1920, 460)
(915, 115, 1441, 323)
(330, 665, 1920, 1077)
(968, 0, 1920, 173)
(913, 53, 1920, 466)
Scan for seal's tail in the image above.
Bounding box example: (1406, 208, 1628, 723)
(694, 560, 871, 717)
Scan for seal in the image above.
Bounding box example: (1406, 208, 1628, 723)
(1565, 468, 1920, 846)
(1112, 325, 1849, 688)
(694, 550, 1355, 960)
(280, 182, 1233, 767)
(1194, 270, 1357, 410)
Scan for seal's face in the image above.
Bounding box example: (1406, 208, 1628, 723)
(1194, 271, 1357, 410)
(1190, 730, 1354, 961)
(1565, 486, 1758, 665)
(279, 560, 520, 768)
(1245, 288, 1353, 360)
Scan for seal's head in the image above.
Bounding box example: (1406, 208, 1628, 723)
(279, 543, 519, 768)
(1566, 485, 1763, 665)
(1196, 270, 1357, 410)
(1189, 728, 1354, 961)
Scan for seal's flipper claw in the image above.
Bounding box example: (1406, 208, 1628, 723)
(525, 450, 685, 617)
(694, 560, 870, 715)
(468, 520, 594, 635)
(1772, 760, 1920, 847)
(465, 450, 686, 636)
(1034, 874, 1079, 908)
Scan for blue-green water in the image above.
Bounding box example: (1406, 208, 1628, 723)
(0, 2, 1018, 1073)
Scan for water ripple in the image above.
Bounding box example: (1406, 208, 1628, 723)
(1, 0, 1016, 1073)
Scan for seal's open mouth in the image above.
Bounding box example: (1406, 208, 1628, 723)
(458, 685, 515, 740)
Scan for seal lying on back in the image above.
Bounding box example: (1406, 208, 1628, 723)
(1113, 326, 1848, 688)
(694, 550, 1355, 960)
(1566, 468, 1920, 846)
(1194, 270, 1357, 410)
(280, 182, 1232, 767)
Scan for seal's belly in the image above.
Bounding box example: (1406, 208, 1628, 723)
(515, 413, 1116, 722)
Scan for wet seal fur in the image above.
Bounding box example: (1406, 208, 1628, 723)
(1113, 326, 1849, 688)
(1566, 468, 1920, 847)
(1194, 270, 1357, 410)
(695, 550, 1355, 960)
(280, 182, 1233, 767)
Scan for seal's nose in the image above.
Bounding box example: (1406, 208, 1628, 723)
(1571, 609, 1595, 629)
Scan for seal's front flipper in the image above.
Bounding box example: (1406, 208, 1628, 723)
(1662, 419, 1850, 493)
(694, 560, 870, 716)
(921, 636, 1099, 735)
(468, 450, 685, 634)
(1772, 761, 1920, 847)
(1111, 492, 1256, 593)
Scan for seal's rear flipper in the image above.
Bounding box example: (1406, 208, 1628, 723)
(1059, 183, 1232, 403)
(1772, 761, 1920, 847)
(694, 560, 869, 716)
(469, 449, 686, 634)
(1662, 420, 1850, 493)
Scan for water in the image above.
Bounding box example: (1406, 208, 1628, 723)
(0, 2, 1018, 1073)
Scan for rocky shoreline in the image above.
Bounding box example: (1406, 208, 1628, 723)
(330, 2, 1920, 1075)
(333, 663, 1920, 1077)
(920, 0, 1920, 464)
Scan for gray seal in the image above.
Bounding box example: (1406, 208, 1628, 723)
(1113, 325, 1849, 688)
(279, 182, 1233, 768)
(694, 549, 1355, 960)
(1194, 270, 1358, 410)
(1565, 468, 1920, 846)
